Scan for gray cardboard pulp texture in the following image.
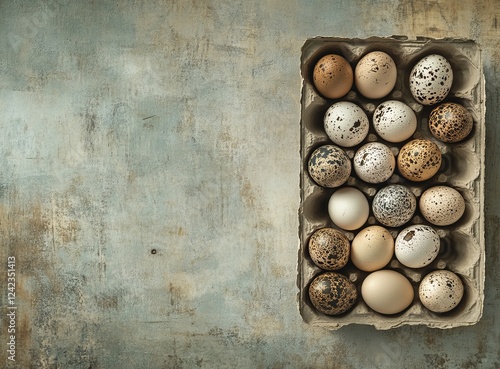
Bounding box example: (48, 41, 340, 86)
(298, 36, 485, 330)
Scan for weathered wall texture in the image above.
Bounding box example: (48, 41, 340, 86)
(0, 1, 499, 368)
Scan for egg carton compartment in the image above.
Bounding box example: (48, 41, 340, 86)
(298, 36, 485, 330)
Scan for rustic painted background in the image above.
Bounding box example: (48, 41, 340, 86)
(0, 1, 499, 368)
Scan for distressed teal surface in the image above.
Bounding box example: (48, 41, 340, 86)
(0, 0, 499, 368)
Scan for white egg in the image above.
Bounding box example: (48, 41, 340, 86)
(419, 270, 464, 313)
(353, 142, 395, 183)
(373, 100, 417, 142)
(409, 54, 453, 105)
(328, 187, 369, 231)
(395, 225, 440, 268)
(419, 186, 466, 226)
(351, 226, 394, 272)
(324, 102, 369, 147)
(361, 270, 414, 315)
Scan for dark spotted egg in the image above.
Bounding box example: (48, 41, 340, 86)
(308, 228, 350, 270)
(372, 184, 416, 227)
(409, 54, 453, 106)
(307, 145, 351, 188)
(308, 272, 358, 315)
(429, 102, 473, 143)
(397, 139, 442, 182)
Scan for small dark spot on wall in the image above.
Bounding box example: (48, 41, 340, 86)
(96, 294, 118, 309)
(151, 248, 157, 255)
(86, 112, 97, 133)
(425, 353, 449, 369)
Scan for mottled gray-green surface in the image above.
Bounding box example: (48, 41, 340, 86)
(0, 1, 499, 368)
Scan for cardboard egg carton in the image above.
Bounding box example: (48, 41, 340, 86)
(298, 36, 485, 329)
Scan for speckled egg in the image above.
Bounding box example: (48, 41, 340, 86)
(355, 51, 397, 99)
(313, 54, 353, 99)
(308, 272, 358, 315)
(395, 225, 440, 268)
(397, 139, 442, 182)
(351, 226, 394, 272)
(373, 100, 417, 143)
(429, 102, 474, 143)
(353, 142, 395, 183)
(308, 145, 351, 188)
(324, 102, 369, 147)
(308, 228, 350, 270)
(419, 186, 466, 226)
(419, 270, 464, 313)
(372, 185, 416, 227)
(409, 54, 453, 105)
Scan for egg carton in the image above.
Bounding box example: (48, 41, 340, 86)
(298, 36, 485, 330)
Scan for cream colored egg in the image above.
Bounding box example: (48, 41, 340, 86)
(328, 187, 369, 231)
(419, 270, 464, 313)
(351, 226, 394, 272)
(361, 270, 414, 315)
(355, 51, 397, 99)
(419, 186, 466, 226)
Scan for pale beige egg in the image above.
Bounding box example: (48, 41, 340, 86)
(419, 186, 466, 226)
(355, 51, 397, 99)
(361, 270, 414, 315)
(351, 226, 394, 272)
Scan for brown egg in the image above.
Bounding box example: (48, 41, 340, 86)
(308, 228, 350, 270)
(397, 139, 442, 182)
(308, 272, 357, 315)
(429, 102, 473, 143)
(313, 54, 353, 99)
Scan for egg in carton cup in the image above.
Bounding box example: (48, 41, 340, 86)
(298, 36, 485, 330)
